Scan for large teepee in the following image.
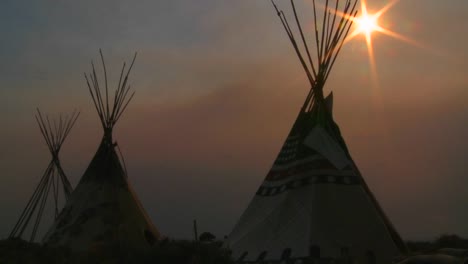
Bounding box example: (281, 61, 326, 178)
(43, 51, 160, 252)
(225, 1, 407, 263)
(10, 109, 79, 242)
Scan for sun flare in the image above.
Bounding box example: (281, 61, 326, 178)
(355, 13, 379, 37)
(348, 0, 386, 46)
(342, 0, 423, 86)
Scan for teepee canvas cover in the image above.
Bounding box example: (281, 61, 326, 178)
(43, 51, 159, 251)
(225, 1, 406, 263)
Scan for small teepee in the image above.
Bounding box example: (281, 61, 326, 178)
(225, 1, 407, 263)
(43, 51, 160, 252)
(10, 109, 79, 242)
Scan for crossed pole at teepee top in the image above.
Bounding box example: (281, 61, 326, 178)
(9, 109, 79, 242)
(271, 0, 358, 112)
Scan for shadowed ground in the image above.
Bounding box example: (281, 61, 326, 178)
(0, 238, 233, 264)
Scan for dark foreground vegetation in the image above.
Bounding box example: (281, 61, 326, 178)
(1, 234, 468, 263)
(0, 238, 233, 264)
(407, 234, 468, 253)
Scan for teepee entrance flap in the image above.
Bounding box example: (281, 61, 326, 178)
(303, 125, 350, 170)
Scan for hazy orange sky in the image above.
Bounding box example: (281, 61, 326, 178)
(0, 0, 467, 241)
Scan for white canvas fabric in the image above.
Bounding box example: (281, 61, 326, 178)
(226, 106, 404, 263)
(227, 182, 400, 263)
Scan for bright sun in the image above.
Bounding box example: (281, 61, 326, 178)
(356, 13, 379, 37)
(350, 1, 385, 44)
(344, 0, 419, 82)
(342, 0, 422, 56)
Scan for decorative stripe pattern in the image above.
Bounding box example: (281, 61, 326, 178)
(266, 158, 341, 181)
(257, 174, 360, 196)
(259, 127, 359, 196)
(274, 135, 301, 164)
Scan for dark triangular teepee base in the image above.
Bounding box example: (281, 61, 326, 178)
(227, 95, 405, 263)
(43, 51, 160, 252)
(44, 139, 159, 251)
(9, 109, 79, 242)
(226, 1, 407, 263)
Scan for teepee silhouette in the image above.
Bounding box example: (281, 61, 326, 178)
(43, 51, 160, 252)
(225, 1, 407, 263)
(10, 109, 79, 242)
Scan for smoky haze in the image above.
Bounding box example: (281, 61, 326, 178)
(0, 0, 468, 241)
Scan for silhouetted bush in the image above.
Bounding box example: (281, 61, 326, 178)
(199, 232, 216, 242)
(406, 240, 437, 253)
(6, 233, 468, 263)
(406, 234, 468, 254)
(436, 234, 468, 249)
